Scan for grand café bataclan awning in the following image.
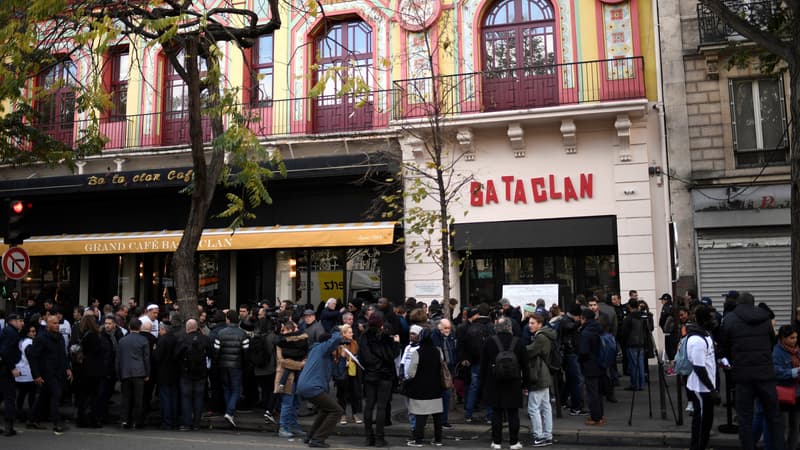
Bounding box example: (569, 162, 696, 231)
(2, 222, 396, 256)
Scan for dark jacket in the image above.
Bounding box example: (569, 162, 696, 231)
(405, 342, 442, 400)
(320, 308, 341, 333)
(431, 329, 457, 372)
(621, 312, 646, 348)
(176, 331, 212, 380)
(277, 331, 309, 361)
(526, 327, 555, 391)
(0, 325, 21, 377)
(99, 329, 117, 378)
(214, 324, 250, 369)
(79, 331, 105, 378)
(359, 328, 400, 384)
(296, 332, 342, 399)
(116, 331, 150, 380)
(720, 304, 776, 382)
(155, 329, 181, 385)
(479, 332, 528, 408)
(302, 320, 325, 346)
(458, 317, 492, 364)
(578, 319, 605, 377)
(558, 314, 580, 355)
(29, 329, 70, 382)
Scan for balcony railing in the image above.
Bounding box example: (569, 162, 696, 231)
(392, 57, 645, 120)
(25, 91, 395, 152)
(697, 0, 779, 45)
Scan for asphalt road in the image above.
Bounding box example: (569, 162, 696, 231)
(10, 427, 684, 450)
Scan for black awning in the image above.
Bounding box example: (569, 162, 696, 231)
(453, 215, 617, 251)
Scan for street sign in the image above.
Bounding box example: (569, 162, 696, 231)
(2, 247, 30, 280)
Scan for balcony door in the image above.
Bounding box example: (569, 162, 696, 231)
(313, 20, 374, 133)
(482, 0, 557, 111)
(37, 59, 77, 145)
(163, 53, 212, 146)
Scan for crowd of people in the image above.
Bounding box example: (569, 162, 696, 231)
(0, 289, 796, 450)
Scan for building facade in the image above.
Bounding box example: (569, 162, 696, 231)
(0, 0, 672, 314)
(659, 0, 793, 324)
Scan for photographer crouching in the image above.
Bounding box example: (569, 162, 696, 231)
(295, 329, 347, 448)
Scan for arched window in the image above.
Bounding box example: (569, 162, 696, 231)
(313, 19, 374, 132)
(481, 0, 557, 110)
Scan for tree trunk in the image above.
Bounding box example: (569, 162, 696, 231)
(171, 40, 226, 321)
(437, 164, 451, 318)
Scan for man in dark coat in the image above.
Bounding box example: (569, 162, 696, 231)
(578, 309, 605, 425)
(720, 292, 784, 450)
(213, 309, 250, 428)
(176, 319, 212, 430)
(479, 316, 528, 449)
(620, 298, 647, 391)
(0, 313, 23, 436)
(155, 322, 181, 430)
(459, 304, 494, 423)
(117, 318, 151, 429)
(559, 304, 586, 415)
(29, 314, 73, 434)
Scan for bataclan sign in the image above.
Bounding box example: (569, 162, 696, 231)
(469, 173, 594, 206)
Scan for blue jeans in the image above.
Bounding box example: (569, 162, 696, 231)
(220, 367, 243, 416)
(159, 383, 179, 428)
(465, 364, 492, 419)
(442, 388, 451, 424)
(527, 388, 552, 440)
(279, 385, 301, 429)
(564, 353, 584, 410)
(626, 348, 645, 390)
(180, 376, 205, 428)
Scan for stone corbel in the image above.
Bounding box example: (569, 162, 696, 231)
(75, 161, 87, 175)
(113, 158, 126, 172)
(560, 119, 577, 154)
(457, 127, 475, 161)
(507, 122, 525, 157)
(615, 114, 632, 162)
(705, 55, 719, 80)
(402, 134, 425, 159)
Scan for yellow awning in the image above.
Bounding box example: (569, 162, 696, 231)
(4, 222, 396, 256)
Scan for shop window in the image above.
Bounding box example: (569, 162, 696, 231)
(481, 0, 557, 111)
(504, 257, 535, 283)
(19, 256, 80, 311)
(251, 34, 274, 107)
(467, 257, 496, 305)
(583, 254, 617, 299)
(346, 248, 382, 303)
(729, 77, 788, 168)
(296, 249, 346, 307)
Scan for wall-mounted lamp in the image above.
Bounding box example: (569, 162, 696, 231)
(289, 258, 297, 279)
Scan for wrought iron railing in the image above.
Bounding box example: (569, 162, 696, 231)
(392, 56, 645, 120)
(697, 0, 780, 44)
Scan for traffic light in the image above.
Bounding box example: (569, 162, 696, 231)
(4, 199, 32, 246)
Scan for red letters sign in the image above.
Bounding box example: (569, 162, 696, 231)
(470, 173, 594, 207)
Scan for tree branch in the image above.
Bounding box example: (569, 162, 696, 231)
(701, 0, 794, 63)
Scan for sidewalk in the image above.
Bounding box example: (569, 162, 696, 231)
(198, 364, 742, 448)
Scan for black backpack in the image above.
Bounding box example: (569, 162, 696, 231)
(491, 335, 520, 381)
(542, 332, 563, 371)
(183, 335, 206, 377)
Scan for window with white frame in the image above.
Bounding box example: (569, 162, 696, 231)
(729, 77, 788, 168)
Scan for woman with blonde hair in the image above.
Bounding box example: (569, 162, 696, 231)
(334, 324, 362, 424)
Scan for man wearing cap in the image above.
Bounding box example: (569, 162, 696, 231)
(139, 305, 160, 338)
(0, 314, 24, 436)
(658, 294, 677, 372)
(301, 310, 325, 346)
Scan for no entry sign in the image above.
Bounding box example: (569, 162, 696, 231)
(2, 247, 30, 280)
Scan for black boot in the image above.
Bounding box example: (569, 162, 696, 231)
(4, 419, 16, 437)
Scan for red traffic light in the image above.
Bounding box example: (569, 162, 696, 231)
(10, 200, 25, 215)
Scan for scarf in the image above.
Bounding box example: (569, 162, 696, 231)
(780, 341, 800, 369)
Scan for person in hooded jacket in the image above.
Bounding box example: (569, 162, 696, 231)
(525, 313, 555, 447)
(578, 309, 605, 426)
(685, 305, 717, 450)
(720, 292, 784, 450)
(405, 328, 444, 447)
(358, 312, 400, 447)
(559, 304, 586, 415)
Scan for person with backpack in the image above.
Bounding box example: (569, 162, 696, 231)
(578, 309, 605, 426)
(525, 313, 555, 447)
(176, 319, 211, 431)
(480, 316, 528, 450)
(213, 310, 251, 429)
(458, 304, 493, 423)
(276, 319, 309, 439)
(681, 305, 716, 450)
(559, 304, 587, 416)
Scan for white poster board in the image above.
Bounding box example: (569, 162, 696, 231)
(501, 284, 559, 310)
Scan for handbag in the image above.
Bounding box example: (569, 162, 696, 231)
(439, 349, 453, 389)
(776, 385, 796, 405)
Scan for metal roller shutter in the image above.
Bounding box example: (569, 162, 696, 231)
(697, 235, 791, 326)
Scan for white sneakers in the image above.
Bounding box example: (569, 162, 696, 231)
(510, 443, 523, 450)
(490, 444, 502, 450)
